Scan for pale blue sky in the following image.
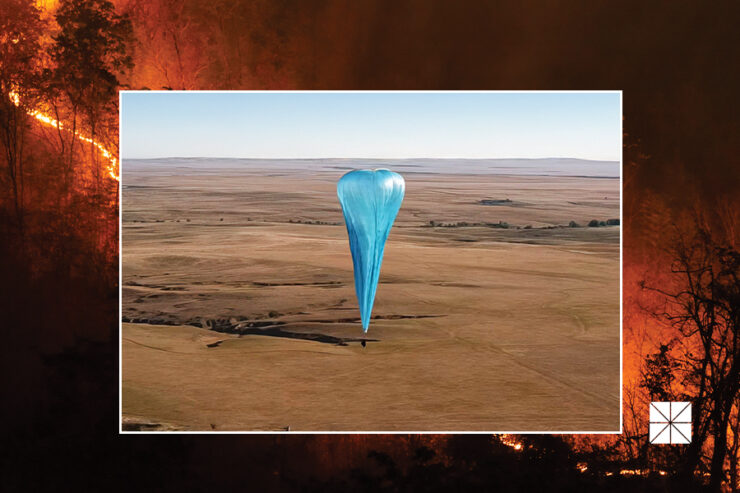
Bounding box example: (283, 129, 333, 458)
(120, 92, 621, 161)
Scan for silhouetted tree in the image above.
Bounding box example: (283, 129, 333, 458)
(0, 0, 45, 235)
(51, 0, 132, 192)
(641, 215, 740, 491)
(641, 342, 680, 401)
(45, 0, 132, 266)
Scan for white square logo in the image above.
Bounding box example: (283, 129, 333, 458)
(649, 402, 691, 444)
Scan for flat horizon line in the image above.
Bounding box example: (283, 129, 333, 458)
(123, 156, 620, 162)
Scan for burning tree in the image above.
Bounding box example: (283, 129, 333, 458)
(0, 0, 131, 279)
(640, 212, 740, 491)
(49, 0, 132, 189)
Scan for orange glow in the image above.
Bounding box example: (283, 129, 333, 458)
(499, 435, 523, 451)
(9, 90, 119, 181)
(35, 0, 59, 10)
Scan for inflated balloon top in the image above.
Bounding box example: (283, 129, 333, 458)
(337, 169, 405, 332)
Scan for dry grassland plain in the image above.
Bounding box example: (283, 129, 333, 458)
(122, 158, 620, 432)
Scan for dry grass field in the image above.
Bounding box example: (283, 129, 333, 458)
(121, 159, 620, 431)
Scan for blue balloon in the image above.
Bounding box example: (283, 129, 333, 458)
(337, 169, 405, 332)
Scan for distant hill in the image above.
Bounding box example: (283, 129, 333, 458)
(123, 157, 620, 178)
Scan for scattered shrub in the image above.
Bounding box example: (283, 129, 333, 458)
(480, 198, 512, 205)
(588, 219, 599, 227)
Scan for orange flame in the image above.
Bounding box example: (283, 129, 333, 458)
(499, 434, 523, 451)
(9, 90, 119, 181)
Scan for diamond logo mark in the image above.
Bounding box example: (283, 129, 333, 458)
(649, 402, 691, 444)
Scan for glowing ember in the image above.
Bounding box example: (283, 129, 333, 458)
(8, 90, 119, 181)
(576, 463, 588, 473)
(499, 435, 523, 451)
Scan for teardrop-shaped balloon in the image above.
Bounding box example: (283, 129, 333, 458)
(337, 169, 405, 332)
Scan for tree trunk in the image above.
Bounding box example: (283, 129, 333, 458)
(730, 411, 739, 493)
(709, 388, 737, 493)
(710, 418, 729, 492)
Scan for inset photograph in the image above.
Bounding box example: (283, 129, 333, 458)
(120, 91, 621, 432)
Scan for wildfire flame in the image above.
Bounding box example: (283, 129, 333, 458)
(8, 90, 119, 181)
(499, 435, 523, 451)
(497, 437, 673, 479)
